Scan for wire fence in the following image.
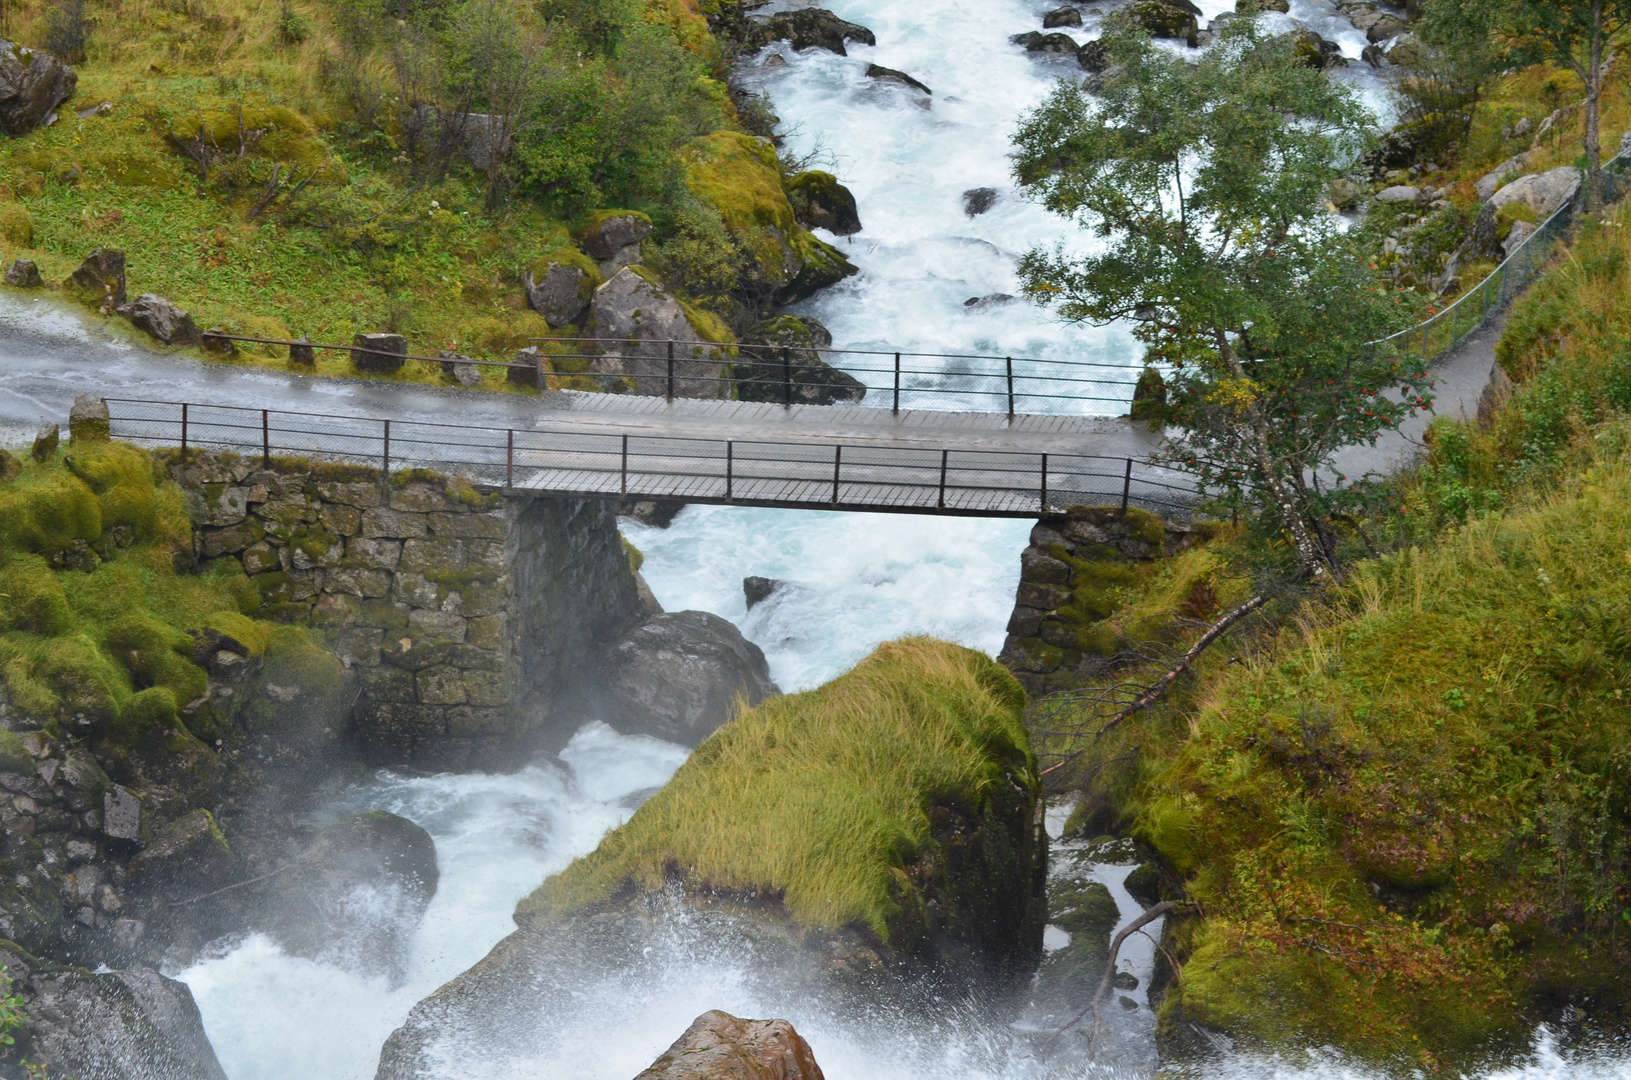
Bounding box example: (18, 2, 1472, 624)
(104, 398, 1207, 518)
(1377, 147, 1631, 364)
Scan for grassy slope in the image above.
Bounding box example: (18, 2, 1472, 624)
(0, 0, 720, 385)
(519, 638, 1037, 951)
(0, 438, 332, 750)
(1037, 199, 1631, 1067)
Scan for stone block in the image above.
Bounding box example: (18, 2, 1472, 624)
(1039, 619, 1081, 649)
(347, 537, 403, 570)
(102, 785, 146, 844)
(255, 493, 319, 527)
(442, 578, 506, 618)
(359, 664, 414, 703)
(448, 644, 505, 672)
(446, 706, 509, 737)
(1007, 607, 1043, 638)
(408, 609, 467, 642)
(427, 511, 507, 539)
(373, 702, 447, 737)
(200, 520, 266, 558)
(316, 481, 381, 508)
(400, 538, 468, 573)
(390, 481, 450, 514)
(328, 627, 383, 669)
(391, 571, 441, 609)
(319, 503, 362, 536)
(263, 570, 321, 603)
(203, 485, 253, 527)
(1020, 550, 1072, 585)
(356, 600, 411, 631)
(289, 530, 345, 570)
(353, 332, 407, 375)
(461, 671, 509, 708)
(415, 666, 468, 705)
(1016, 581, 1070, 611)
(381, 636, 458, 671)
(361, 507, 429, 539)
(466, 540, 506, 573)
(311, 593, 359, 627)
(323, 566, 393, 599)
(241, 540, 281, 576)
(466, 613, 508, 651)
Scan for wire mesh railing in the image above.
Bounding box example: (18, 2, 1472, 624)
(1378, 147, 1631, 364)
(104, 398, 1206, 518)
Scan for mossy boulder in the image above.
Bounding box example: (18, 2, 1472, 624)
(1112, 0, 1199, 45)
(520, 637, 1047, 976)
(784, 171, 861, 236)
(524, 248, 602, 328)
(735, 315, 866, 405)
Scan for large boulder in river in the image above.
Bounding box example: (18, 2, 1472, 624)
(681, 131, 857, 305)
(587, 267, 734, 398)
(785, 171, 862, 235)
(602, 610, 780, 745)
(0, 940, 228, 1080)
(1287, 28, 1347, 68)
(634, 1011, 826, 1080)
(259, 810, 439, 985)
(1010, 30, 1080, 55)
(0, 41, 76, 136)
(761, 8, 875, 54)
(1112, 0, 1199, 45)
(734, 314, 865, 405)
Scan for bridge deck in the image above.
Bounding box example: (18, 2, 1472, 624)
(105, 396, 1201, 519)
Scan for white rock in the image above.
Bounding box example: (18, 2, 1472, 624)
(1475, 156, 1527, 201)
(1488, 166, 1581, 220)
(1374, 185, 1421, 203)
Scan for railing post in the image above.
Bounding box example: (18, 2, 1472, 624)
(938, 449, 948, 509)
(621, 434, 629, 495)
(506, 429, 514, 488)
(832, 444, 842, 505)
(782, 349, 793, 409)
(382, 419, 390, 480)
(1450, 303, 1458, 346)
(261, 409, 270, 468)
(1120, 457, 1132, 516)
(1039, 452, 1047, 513)
(667, 340, 675, 401)
(892, 352, 901, 416)
(1006, 356, 1015, 419)
(725, 440, 733, 501)
(180, 402, 188, 462)
(1421, 322, 1429, 364)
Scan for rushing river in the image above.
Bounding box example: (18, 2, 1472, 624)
(161, 0, 1631, 1076)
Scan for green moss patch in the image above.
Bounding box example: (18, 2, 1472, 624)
(520, 637, 1040, 958)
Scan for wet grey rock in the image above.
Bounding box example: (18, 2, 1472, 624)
(1338, 1, 1404, 41)
(20, 959, 229, 1080)
(437, 349, 483, 387)
(964, 293, 1015, 309)
(126, 808, 233, 896)
(523, 261, 592, 327)
(31, 421, 59, 462)
(619, 500, 686, 528)
(66, 248, 125, 311)
(579, 214, 652, 276)
(1374, 184, 1421, 203)
(116, 293, 202, 346)
(602, 611, 780, 745)
(785, 171, 862, 235)
(289, 335, 316, 367)
(260, 811, 439, 985)
(735, 314, 865, 405)
(1236, 0, 1288, 10)
(1043, 5, 1082, 26)
(0, 40, 77, 137)
(743, 576, 782, 609)
(4, 257, 42, 286)
(1114, 0, 1198, 45)
(588, 268, 731, 399)
(963, 187, 999, 216)
(866, 63, 931, 95)
(102, 786, 145, 844)
(1287, 28, 1346, 68)
(762, 9, 875, 55)
(1010, 30, 1080, 54)
(1475, 156, 1526, 200)
(352, 332, 408, 375)
(1488, 165, 1579, 220)
(1077, 38, 1111, 72)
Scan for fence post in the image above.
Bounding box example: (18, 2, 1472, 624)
(621, 434, 629, 495)
(725, 440, 733, 501)
(1421, 322, 1429, 364)
(938, 449, 949, 509)
(382, 419, 390, 481)
(782, 349, 793, 409)
(667, 340, 675, 402)
(893, 352, 901, 415)
(832, 445, 842, 505)
(506, 429, 514, 488)
(261, 409, 270, 469)
(180, 403, 188, 462)
(1120, 457, 1132, 516)
(1039, 452, 1047, 513)
(1006, 356, 1015, 419)
(1451, 303, 1458, 347)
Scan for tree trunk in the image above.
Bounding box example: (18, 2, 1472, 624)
(1585, 3, 1605, 210)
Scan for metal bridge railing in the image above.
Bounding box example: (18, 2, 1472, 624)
(104, 398, 1206, 519)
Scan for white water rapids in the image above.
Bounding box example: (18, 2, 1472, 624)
(157, 0, 1630, 1076)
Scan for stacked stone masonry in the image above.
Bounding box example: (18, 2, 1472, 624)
(168, 454, 647, 769)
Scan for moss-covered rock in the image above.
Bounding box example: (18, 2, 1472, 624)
(520, 637, 1046, 976)
(784, 171, 861, 236)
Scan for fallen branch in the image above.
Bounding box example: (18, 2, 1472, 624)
(1040, 594, 1269, 778)
(1042, 900, 1183, 1053)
